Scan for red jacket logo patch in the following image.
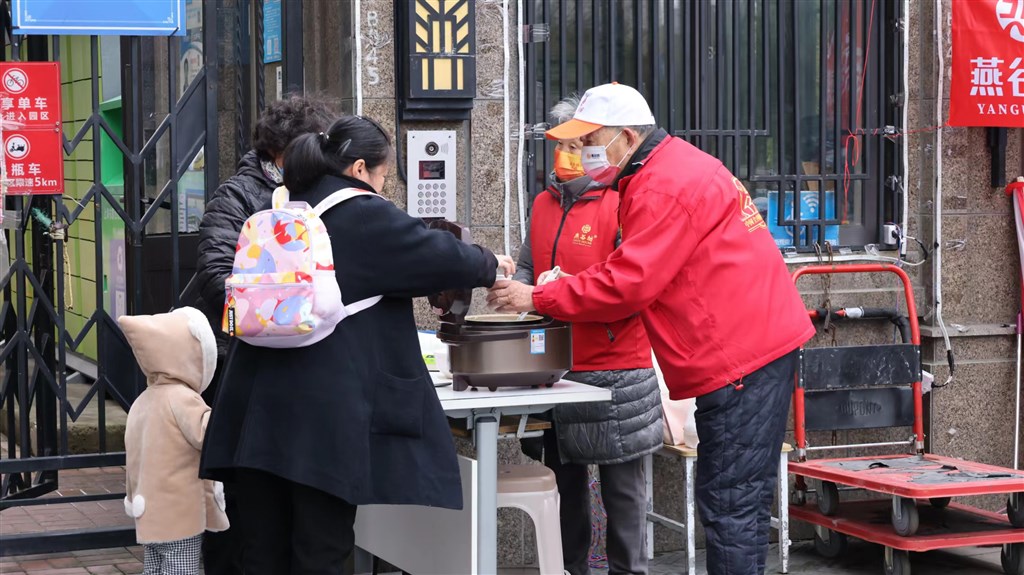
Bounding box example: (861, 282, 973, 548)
(734, 178, 767, 233)
(573, 223, 597, 247)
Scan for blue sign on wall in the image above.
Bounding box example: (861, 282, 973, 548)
(12, 0, 187, 36)
(765, 190, 840, 248)
(263, 0, 282, 64)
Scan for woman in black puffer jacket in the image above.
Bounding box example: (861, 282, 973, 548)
(193, 95, 332, 575)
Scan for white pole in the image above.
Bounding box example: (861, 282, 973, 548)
(901, 0, 909, 254)
(502, 0, 511, 256)
(517, 0, 527, 243)
(1012, 190, 1024, 469)
(934, 0, 953, 390)
(354, 0, 363, 116)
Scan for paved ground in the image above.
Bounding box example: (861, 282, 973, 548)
(0, 542, 1009, 575)
(644, 541, 1007, 575)
(0, 549, 143, 575)
(0, 450, 1013, 574)
(490, 541, 1008, 575)
(0, 467, 133, 537)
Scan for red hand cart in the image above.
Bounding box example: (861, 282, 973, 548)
(789, 264, 1024, 575)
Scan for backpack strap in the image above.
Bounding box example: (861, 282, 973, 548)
(317, 187, 383, 318)
(343, 295, 384, 317)
(271, 186, 290, 209)
(314, 188, 377, 217)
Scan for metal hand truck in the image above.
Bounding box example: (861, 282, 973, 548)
(788, 264, 1024, 575)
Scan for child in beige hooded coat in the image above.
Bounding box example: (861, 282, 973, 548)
(119, 307, 229, 575)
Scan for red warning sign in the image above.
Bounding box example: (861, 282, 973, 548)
(2, 68, 29, 94)
(3, 130, 64, 195)
(0, 62, 63, 196)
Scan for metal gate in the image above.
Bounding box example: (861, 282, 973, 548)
(522, 0, 903, 250)
(0, 0, 221, 555)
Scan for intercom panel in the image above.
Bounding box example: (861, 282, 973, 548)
(406, 130, 456, 220)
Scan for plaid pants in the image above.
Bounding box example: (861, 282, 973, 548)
(143, 534, 202, 575)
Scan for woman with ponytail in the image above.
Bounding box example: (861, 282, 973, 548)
(200, 115, 514, 574)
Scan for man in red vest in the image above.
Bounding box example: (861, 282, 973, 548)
(489, 83, 814, 575)
(513, 95, 663, 575)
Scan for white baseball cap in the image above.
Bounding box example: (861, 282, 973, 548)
(546, 82, 656, 141)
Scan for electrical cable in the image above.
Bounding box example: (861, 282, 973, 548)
(841, 0, 878, 223)
(933, 0, 955, 388)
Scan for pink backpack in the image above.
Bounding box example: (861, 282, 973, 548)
(222, 186, 381, 348)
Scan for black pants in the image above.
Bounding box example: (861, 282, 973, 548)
(202, 363, 245, 575)
(543, 429, 648, 575)
(202, 481, 243, 575)
(232, 468, 357, 575)
(694, 350, 797, 575)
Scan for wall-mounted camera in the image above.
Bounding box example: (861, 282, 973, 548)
(425, 142, 440, 156)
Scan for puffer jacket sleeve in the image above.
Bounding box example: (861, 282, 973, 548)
(512, 217, 535, 285)
(195, 179, 258, 317)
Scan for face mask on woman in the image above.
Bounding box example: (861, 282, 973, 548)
(553, 149, 586, 182)
(261, 159, 284, 184)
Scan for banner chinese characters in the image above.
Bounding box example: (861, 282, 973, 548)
(950, 0, 1024, 127)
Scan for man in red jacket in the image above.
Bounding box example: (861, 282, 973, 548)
(488, 83, 814, 575)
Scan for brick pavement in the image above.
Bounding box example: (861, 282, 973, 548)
(0, 443, 1008, 575)
(0, 548, 144, 575)
(1, 467, 133, 537)
(1, 448, 138, 574)
(0, 466, 1010, 575)
(1, 543, 1006, 575)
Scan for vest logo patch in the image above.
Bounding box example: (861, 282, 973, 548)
(734, 177, 767, 233)
(573, 223, 597, 247)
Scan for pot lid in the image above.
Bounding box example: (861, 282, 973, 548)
(465, 313, 545, 326)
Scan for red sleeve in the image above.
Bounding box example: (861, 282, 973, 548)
(532, 188, 697, 322)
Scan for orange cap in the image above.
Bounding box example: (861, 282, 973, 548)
(545, 118, 604, 141)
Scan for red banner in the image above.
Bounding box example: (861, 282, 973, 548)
(0, 62, 64, 196)
(950, 0, 1024, 127)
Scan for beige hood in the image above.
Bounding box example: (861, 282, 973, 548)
(118, 307, 217, 393)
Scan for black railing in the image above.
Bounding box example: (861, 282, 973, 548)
(524, 0, 903, 250)
(0, 0, 220, 554)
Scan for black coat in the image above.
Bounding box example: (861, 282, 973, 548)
(199, 174, 498, 510)
(195, 151, 279, 357)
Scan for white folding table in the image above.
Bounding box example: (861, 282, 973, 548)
(355, 376, 611, 574)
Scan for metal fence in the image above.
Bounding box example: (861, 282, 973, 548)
(523, 0, 903, 249)
(0, 0, 220, 554)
